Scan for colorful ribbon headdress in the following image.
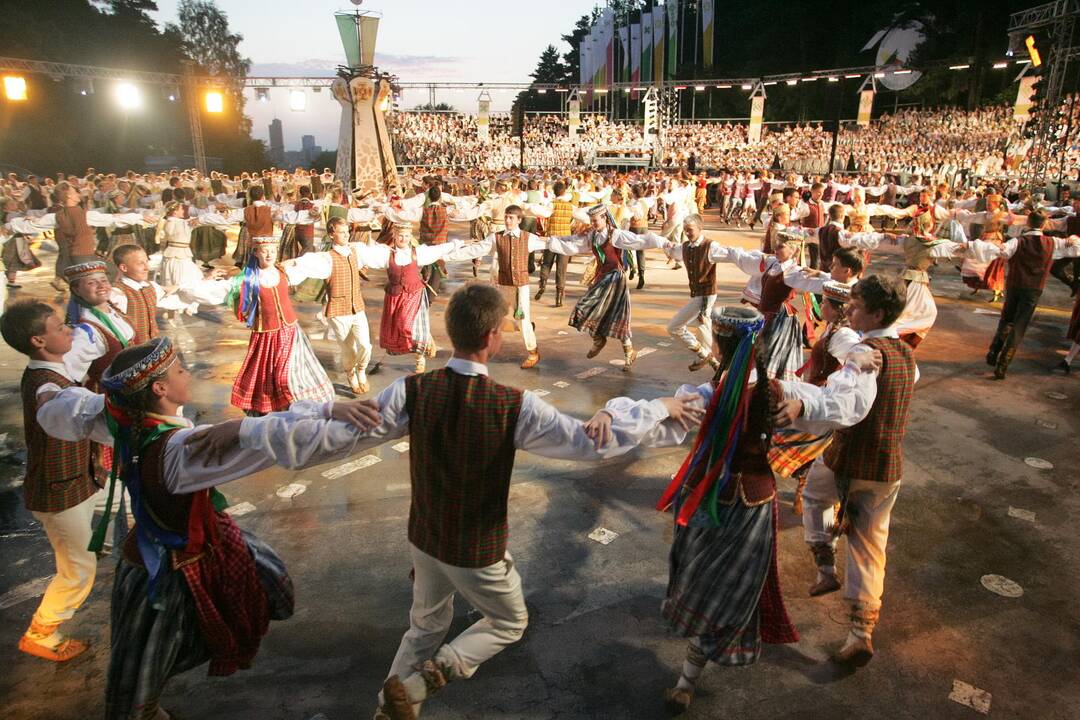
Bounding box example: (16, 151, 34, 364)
(656, 306, 766, 526)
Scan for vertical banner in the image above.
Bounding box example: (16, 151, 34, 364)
(857, 89, 874, 126)
(666, 1, 678, 79)
(605, 8, 615, 88)
(641, 11, 652, 84)
(630, 22, 642, 99)
(643, 89, 659, 143)
(1014, 75, 1038, 121)
(619, 25, 630, 82)
(701, 0, 714, 67)
(359, 16, 380, 66)
(652, 7, 665, 84)
(477, 96, 490, 142)
(569, 96, 581, 137)
(748, 95, 765, 143)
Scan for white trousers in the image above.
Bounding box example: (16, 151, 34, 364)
(327, 311, 372, 378)
(667, 294, 716, 352)
(802, 458, 901, 609)
(498, 284, 537, 352)
(387, 544, 529, 683)
(30, 492, 98, 626)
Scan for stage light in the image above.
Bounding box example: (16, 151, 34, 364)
(694, 85, 705, 91)
(827, 76, 839, 82)
(624, 87, 632, 93)
(290, 89, 306, 111)
(255, 87, 269, 102)
(740, 84, 752, 90)
(949, 64, 970, 70)
(1026, 35, 1042, 67)
(786, 79, 798, 86)
(845, 73, 861, 79)
(4, 75, 27, 101)
(874, 72, 886, 78)
(595, 88, 607, 93)
(993, 62, 1008, 69)
(763, 81, 777, 86)
(674, 85, 687, 90)
(115, 82, 142, 110)
(205, 90, 224, 113)
(555, 87, 569, 93)
(76, 79, 95, 96)
(893, 69, 912, 75)
(802, 77, 818, 82)
(162, 85, 179, 101)
(537, 88, 547, 94)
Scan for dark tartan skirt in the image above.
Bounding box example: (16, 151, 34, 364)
(191, 225, 226, 264)
(569, 269, 632, 341)
(2, 235, 41, 272)
(105, 531, 293, 720)
(662, 497, 796, 666)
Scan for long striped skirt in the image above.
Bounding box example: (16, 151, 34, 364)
(662, 498, 798, 666)
(231, 322, 334, 413)
(380, 287, 432, 355)
(569, 270, 632, 341)
(761, 310, 804, 381)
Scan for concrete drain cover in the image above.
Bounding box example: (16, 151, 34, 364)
(1045, 391, 1067, 400)
(949, 680, 991, 714)
(1024, 457, 1054, 470)
(980, 574, 1023, 598)
(275, 483, 307, 500)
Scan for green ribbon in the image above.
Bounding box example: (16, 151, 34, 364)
(85, 305, 129, 349)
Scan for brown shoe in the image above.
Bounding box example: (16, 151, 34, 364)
(413, 355, 426, 374)
(663, 687, 693, 715)
(18, 634, 89, 662)
(809, 574, 841, 597)
(520, 351, 540, 369)
(688, 354, 711, 371)
(622, 347, 638, 372)
(586, 336, 607, 358)
(830, 633, 874, 666)
(380, 675, 417, 720)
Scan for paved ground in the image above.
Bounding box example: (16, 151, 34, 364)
(0, 212, 1078, 720)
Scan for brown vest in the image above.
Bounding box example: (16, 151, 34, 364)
(495, 231, 531, 287)
(55, 206, 97, 256)
(326, 249, 365, 317)
(682, 241, 717, 297)
(1006, 233, 1056, 291)
(20, 368, 96, 513)
(244, 204, 274, 237)
(824, 337, 915, 483)
(118, 282, 159, 344)
(404, 368, 523, 568)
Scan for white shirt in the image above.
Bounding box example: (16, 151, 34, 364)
(65, 305, 135, 383)
(238, 357, 678, 469)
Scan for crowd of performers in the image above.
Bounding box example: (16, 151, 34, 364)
(2, 159, 1080, 719)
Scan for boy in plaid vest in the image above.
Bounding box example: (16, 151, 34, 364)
(2, 300, 99, 662)
(773, 275, 915, 667)
(219, 284, 703, 720)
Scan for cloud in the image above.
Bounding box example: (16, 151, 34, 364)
(251, 54, 469, 81)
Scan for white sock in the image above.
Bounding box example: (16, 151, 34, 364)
(675, 659, 704, 691)
(401, 672, 429, 703)
(25, 627, 63, 649)
(1066, 343, 1080, 365)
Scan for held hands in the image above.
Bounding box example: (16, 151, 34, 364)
(330, 399, 382, 431)
(772, 398, 803, 428)
(849, 348, 883, 373)
(186, 418, 243, 467)
(660, 395, 706, 432)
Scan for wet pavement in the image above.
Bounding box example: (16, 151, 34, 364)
(0, 213, 1078, 719)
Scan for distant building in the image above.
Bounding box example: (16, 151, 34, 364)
(299, 134, 323, 167)
(269, 119, 284, 165)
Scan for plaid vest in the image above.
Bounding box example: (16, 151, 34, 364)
(21, 368, 96, 512)
(84, 319, 126, 393)
(419, 203, 449, 245)
(824, 336, 915, 483)
(405, 368, 523, 568)
(548, 200, 575, 237)
(682, 241, 717, 297)
(495, 231, 531, 287)
(326, 250, 365, 317)
(118, 282, 159, 344)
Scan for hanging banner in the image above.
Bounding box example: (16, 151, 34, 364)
(701, 0, 714, 67)
(630, 22, 641, 99)
(605, 8, 615, 88)
(748, 95, 765, 143)
(619, 26, 630, 82)
(652, 7, 665, 84)
(477, 97, 490, 142)
(569, 97, 581, 137)
(666, 1, 678, 79)
(1014, 75, 1038, 121)
(640, 12, 652, 84)
(857, 89, 874, 126)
